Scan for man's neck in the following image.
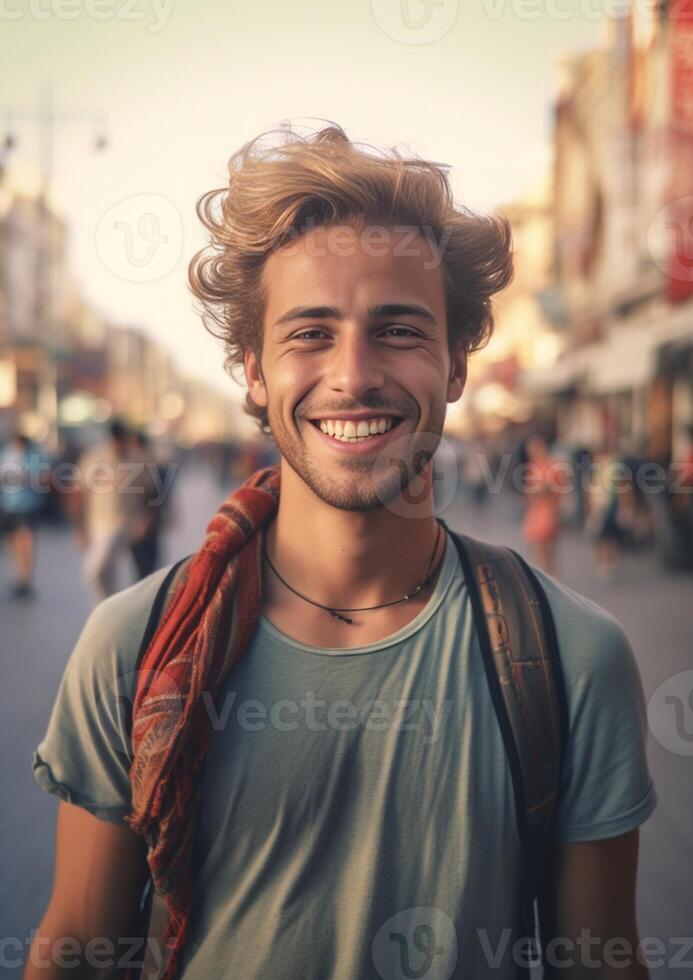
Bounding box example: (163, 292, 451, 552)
(263, 463, 443, 612)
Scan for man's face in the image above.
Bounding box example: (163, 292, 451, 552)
(244, 224, 467, 512)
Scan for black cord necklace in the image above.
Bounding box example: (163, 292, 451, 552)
(262, 522, 444, 624)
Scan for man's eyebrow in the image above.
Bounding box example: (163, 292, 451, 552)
(274, 306, 339, 327)
(273, 303, 437, 328)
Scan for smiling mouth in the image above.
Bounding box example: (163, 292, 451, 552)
(308, 417, 404, 443)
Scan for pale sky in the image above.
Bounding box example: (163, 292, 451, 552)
(1, 0, 604, 398)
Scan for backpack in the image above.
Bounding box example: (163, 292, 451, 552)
(129, 520, 568, 980)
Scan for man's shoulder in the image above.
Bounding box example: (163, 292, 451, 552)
(527, 564, 639, 698)
(524, 566, 657, 841)
(73, 563, 177, 677)
(98, 562, 175, 621)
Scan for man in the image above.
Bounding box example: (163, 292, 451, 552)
(74, 419, 155, 603)
(28, 125, 656, 979)
(0, 431, 47, 599)
(128, 430, 175, 581)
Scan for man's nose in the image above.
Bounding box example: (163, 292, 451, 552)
(324, 329, 386, 398)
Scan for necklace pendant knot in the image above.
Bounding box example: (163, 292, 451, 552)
(330, 609, 353, 624)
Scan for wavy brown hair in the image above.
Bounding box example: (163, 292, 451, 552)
(188, 122, 514, 434)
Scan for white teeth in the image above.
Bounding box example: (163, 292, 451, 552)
(317, 417, 399, 442)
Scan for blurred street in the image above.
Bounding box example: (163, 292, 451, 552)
(1, 462, 691, 977)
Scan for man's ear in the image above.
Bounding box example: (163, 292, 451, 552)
(244, 349, 268, 409)
(447, 343, 467, 403)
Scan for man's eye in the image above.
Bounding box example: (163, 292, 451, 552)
(383, 326, 417, 338)
(291, 326, 418, 341)
(293, 329, 327, 340)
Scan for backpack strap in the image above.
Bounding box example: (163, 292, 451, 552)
(445, 524, 568, 975)
(125, 555, 194, 752)
(134, 555, 194, 674)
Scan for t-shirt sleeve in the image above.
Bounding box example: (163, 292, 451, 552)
(31, 566, 172, 826)
(537, 573, 658, 843)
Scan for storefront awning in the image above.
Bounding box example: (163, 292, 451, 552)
(519, 347, 591, 395)
(582, 338, 656, 393)
(519, 302, 693, 396)
(583, 305, 693, 394)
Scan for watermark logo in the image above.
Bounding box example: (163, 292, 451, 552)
(8, 926, 693, 973)
(15, 930, 172, 974)
(373, 432, 459, 519)
(95, 194, 183, 282)
(96, 676, 453, 751)
(647, 195, 693, 284)
(0, 0, 175, 32)
(0, 454, 179, 507)
(271, 221, 452, 268)
(478, 0, 673, 22)
(372, 907, 457, 979)
(371, 0, 458, 44)
(648, 670, 693, 757)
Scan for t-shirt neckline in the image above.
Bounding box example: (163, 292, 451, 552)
(258, 526, 460, 656)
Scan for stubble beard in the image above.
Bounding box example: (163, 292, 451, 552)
(269, 404, 446, 513)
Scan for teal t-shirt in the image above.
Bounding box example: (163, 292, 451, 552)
(32, 527, 657, 979)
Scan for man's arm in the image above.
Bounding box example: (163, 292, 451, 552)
(542, 829, 649, 979)
(24, 801, 150, 979)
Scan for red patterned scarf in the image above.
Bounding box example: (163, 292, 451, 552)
(124, 463, 282, 979)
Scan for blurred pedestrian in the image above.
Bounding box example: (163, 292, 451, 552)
(51, 435, 82, 527)
(679, 425, 693, 489)
(585, 447, 624, 582)
(0, 431, 47, 599)
(520, 433, 567, 576)
(74, 419, 145, 603)
(571, 444, 592, 530)
(127, 430, 171, 580)
(669, 424, 693, 568)
(461, 437, 489, 508)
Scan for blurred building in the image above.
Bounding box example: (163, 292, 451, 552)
(523, 1, 693, 465)
(176, 376, 237, 446)
(448, 177, 563, 441)
(0, 193, 73, 438)
(0, 190, 240, 448)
